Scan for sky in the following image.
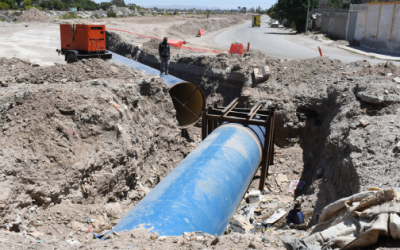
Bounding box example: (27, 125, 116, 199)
(94, 0, 277, 10)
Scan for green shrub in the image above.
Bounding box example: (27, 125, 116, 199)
(61, 12, 79, 19)
(107, 11, 116, 17)
(0, 2, 10, 10)
(91, 13, 99, 18)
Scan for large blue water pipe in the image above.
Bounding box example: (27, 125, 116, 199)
(111, 52, 205, 128)
(107, 52, 266, 237)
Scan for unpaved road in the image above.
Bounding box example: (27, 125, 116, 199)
(188, 16, 400, 66)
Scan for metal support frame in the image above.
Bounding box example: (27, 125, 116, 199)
(201, 101, 275, 191)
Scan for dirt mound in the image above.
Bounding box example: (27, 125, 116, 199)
(167, 16, 245, 40)
(16, 7, 53, 23)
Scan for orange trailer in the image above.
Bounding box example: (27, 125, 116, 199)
(57, 24, 112, 63)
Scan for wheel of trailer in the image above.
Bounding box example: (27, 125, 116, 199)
(66, 53, 78, 64)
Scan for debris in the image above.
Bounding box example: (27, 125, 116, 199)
(28, 231, 44, 239)
(275, 174, 289, 186)
(104, 203, 123, 219)
(80, 227, 92, 233)
(287, 181, 306, 195)
(211, 235, 220, 245)
(113, 231, 120, 237)
(117, 123, 123, 133)
(58, 108, 75, 115)
(69, 221, 84, 230)
(66, 239, 80, 246)
(264, 210, 286, 224)
(287, 202, 305, 224)
(254, 66, 270, 82)
(248, 190, 261, 203)
(150, 232, 158, 240)
(359, 118, 370, 127)
(393, 77, 400, 84)
(230, 220, 245, 233)
(262, 238, 270, 243)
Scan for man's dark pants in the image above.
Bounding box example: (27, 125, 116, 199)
(160, 57, 169, 74)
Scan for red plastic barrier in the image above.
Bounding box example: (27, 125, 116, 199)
(229, 43, 244, 55)
(198, 29, 205, 35)
(106, 28, 222, 53)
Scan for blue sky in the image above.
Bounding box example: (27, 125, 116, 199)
(94, 0, 277, 10)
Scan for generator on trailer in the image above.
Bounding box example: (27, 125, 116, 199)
(56, 24, 112, 63)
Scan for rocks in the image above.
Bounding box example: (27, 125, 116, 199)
(69, 221, 84, 230)
(393, 77, 400, 84)
(150, 232, 158, 240)
(254, 66, 270, 82)
(356, 91, 400, 104)
(230, 220, 245, 234)
(359, 118, 370, 127)
(104, 203, 123, 219)
(211, 235, 220, 245)
(248, 190, 261, 203)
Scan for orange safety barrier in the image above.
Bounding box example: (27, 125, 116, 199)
(228, 43, 244, 55)
(106, 28, 223, 54)
(198, 29, 205, 35)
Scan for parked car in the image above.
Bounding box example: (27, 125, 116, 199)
(271, 21, 279, 28)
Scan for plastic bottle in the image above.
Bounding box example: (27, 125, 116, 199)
(80, 227, 92, 233)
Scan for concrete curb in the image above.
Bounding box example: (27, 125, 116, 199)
(338, 46, 400, 62)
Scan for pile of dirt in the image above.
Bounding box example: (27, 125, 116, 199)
(167, 16, 246, 40)
(0, 57, 200, 244)
(16, 7, 53, 23)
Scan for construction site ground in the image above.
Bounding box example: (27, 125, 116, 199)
(1, 9, 400, 249)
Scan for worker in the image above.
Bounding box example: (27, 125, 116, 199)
(158, 37, 170, 75)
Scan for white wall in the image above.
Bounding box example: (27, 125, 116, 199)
(377, 4, 395, 41)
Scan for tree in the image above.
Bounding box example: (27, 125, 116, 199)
(272, 0, 319, 32)
(0, 2, 9, 9)
(22, 0, 31, 8)
(0, 0, 18, 9)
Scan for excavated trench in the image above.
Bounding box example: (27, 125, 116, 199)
(105, 31, 399, 226)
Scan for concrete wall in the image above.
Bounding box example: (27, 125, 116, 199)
(378, 4, 395, 41)
(365, 4, 381, 38)
(349, 4, 368, 41)
(392, 4, 400, 43)
(313, 8, 349, 39)
(350, 3, 400, 44)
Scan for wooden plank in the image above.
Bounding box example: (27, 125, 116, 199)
(268, 112, 275, 167)
(207, 107, 214, 136)
(247, 101, 262, 119)
(258, 115, 272, 191)
(212, 109, 269, 119)
(249, 104, 263, 120)
(206, 114, 266, 126)
(201, 110, 207, 141)
(222, 97, 239, 117)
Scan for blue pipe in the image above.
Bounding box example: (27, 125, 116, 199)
(110, 52, 184, 87)
(110, 51, 205, 128)
(103, 123, 265, 237)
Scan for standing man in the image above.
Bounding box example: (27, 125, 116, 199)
(159, 37, 170, 75)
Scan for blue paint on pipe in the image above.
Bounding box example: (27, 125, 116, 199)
(109, 51, 183, 87)
(103, 123, 265, 237)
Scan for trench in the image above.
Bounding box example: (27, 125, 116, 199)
(105, 31, 363, 226)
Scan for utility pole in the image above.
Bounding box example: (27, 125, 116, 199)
(305, 0, 310, 32)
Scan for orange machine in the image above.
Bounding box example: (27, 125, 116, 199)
(57, 24, 112, 63)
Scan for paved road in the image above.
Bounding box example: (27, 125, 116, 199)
(188, 16, 400, 66)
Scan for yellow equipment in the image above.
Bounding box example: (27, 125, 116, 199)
(252, 15, 261, 27)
